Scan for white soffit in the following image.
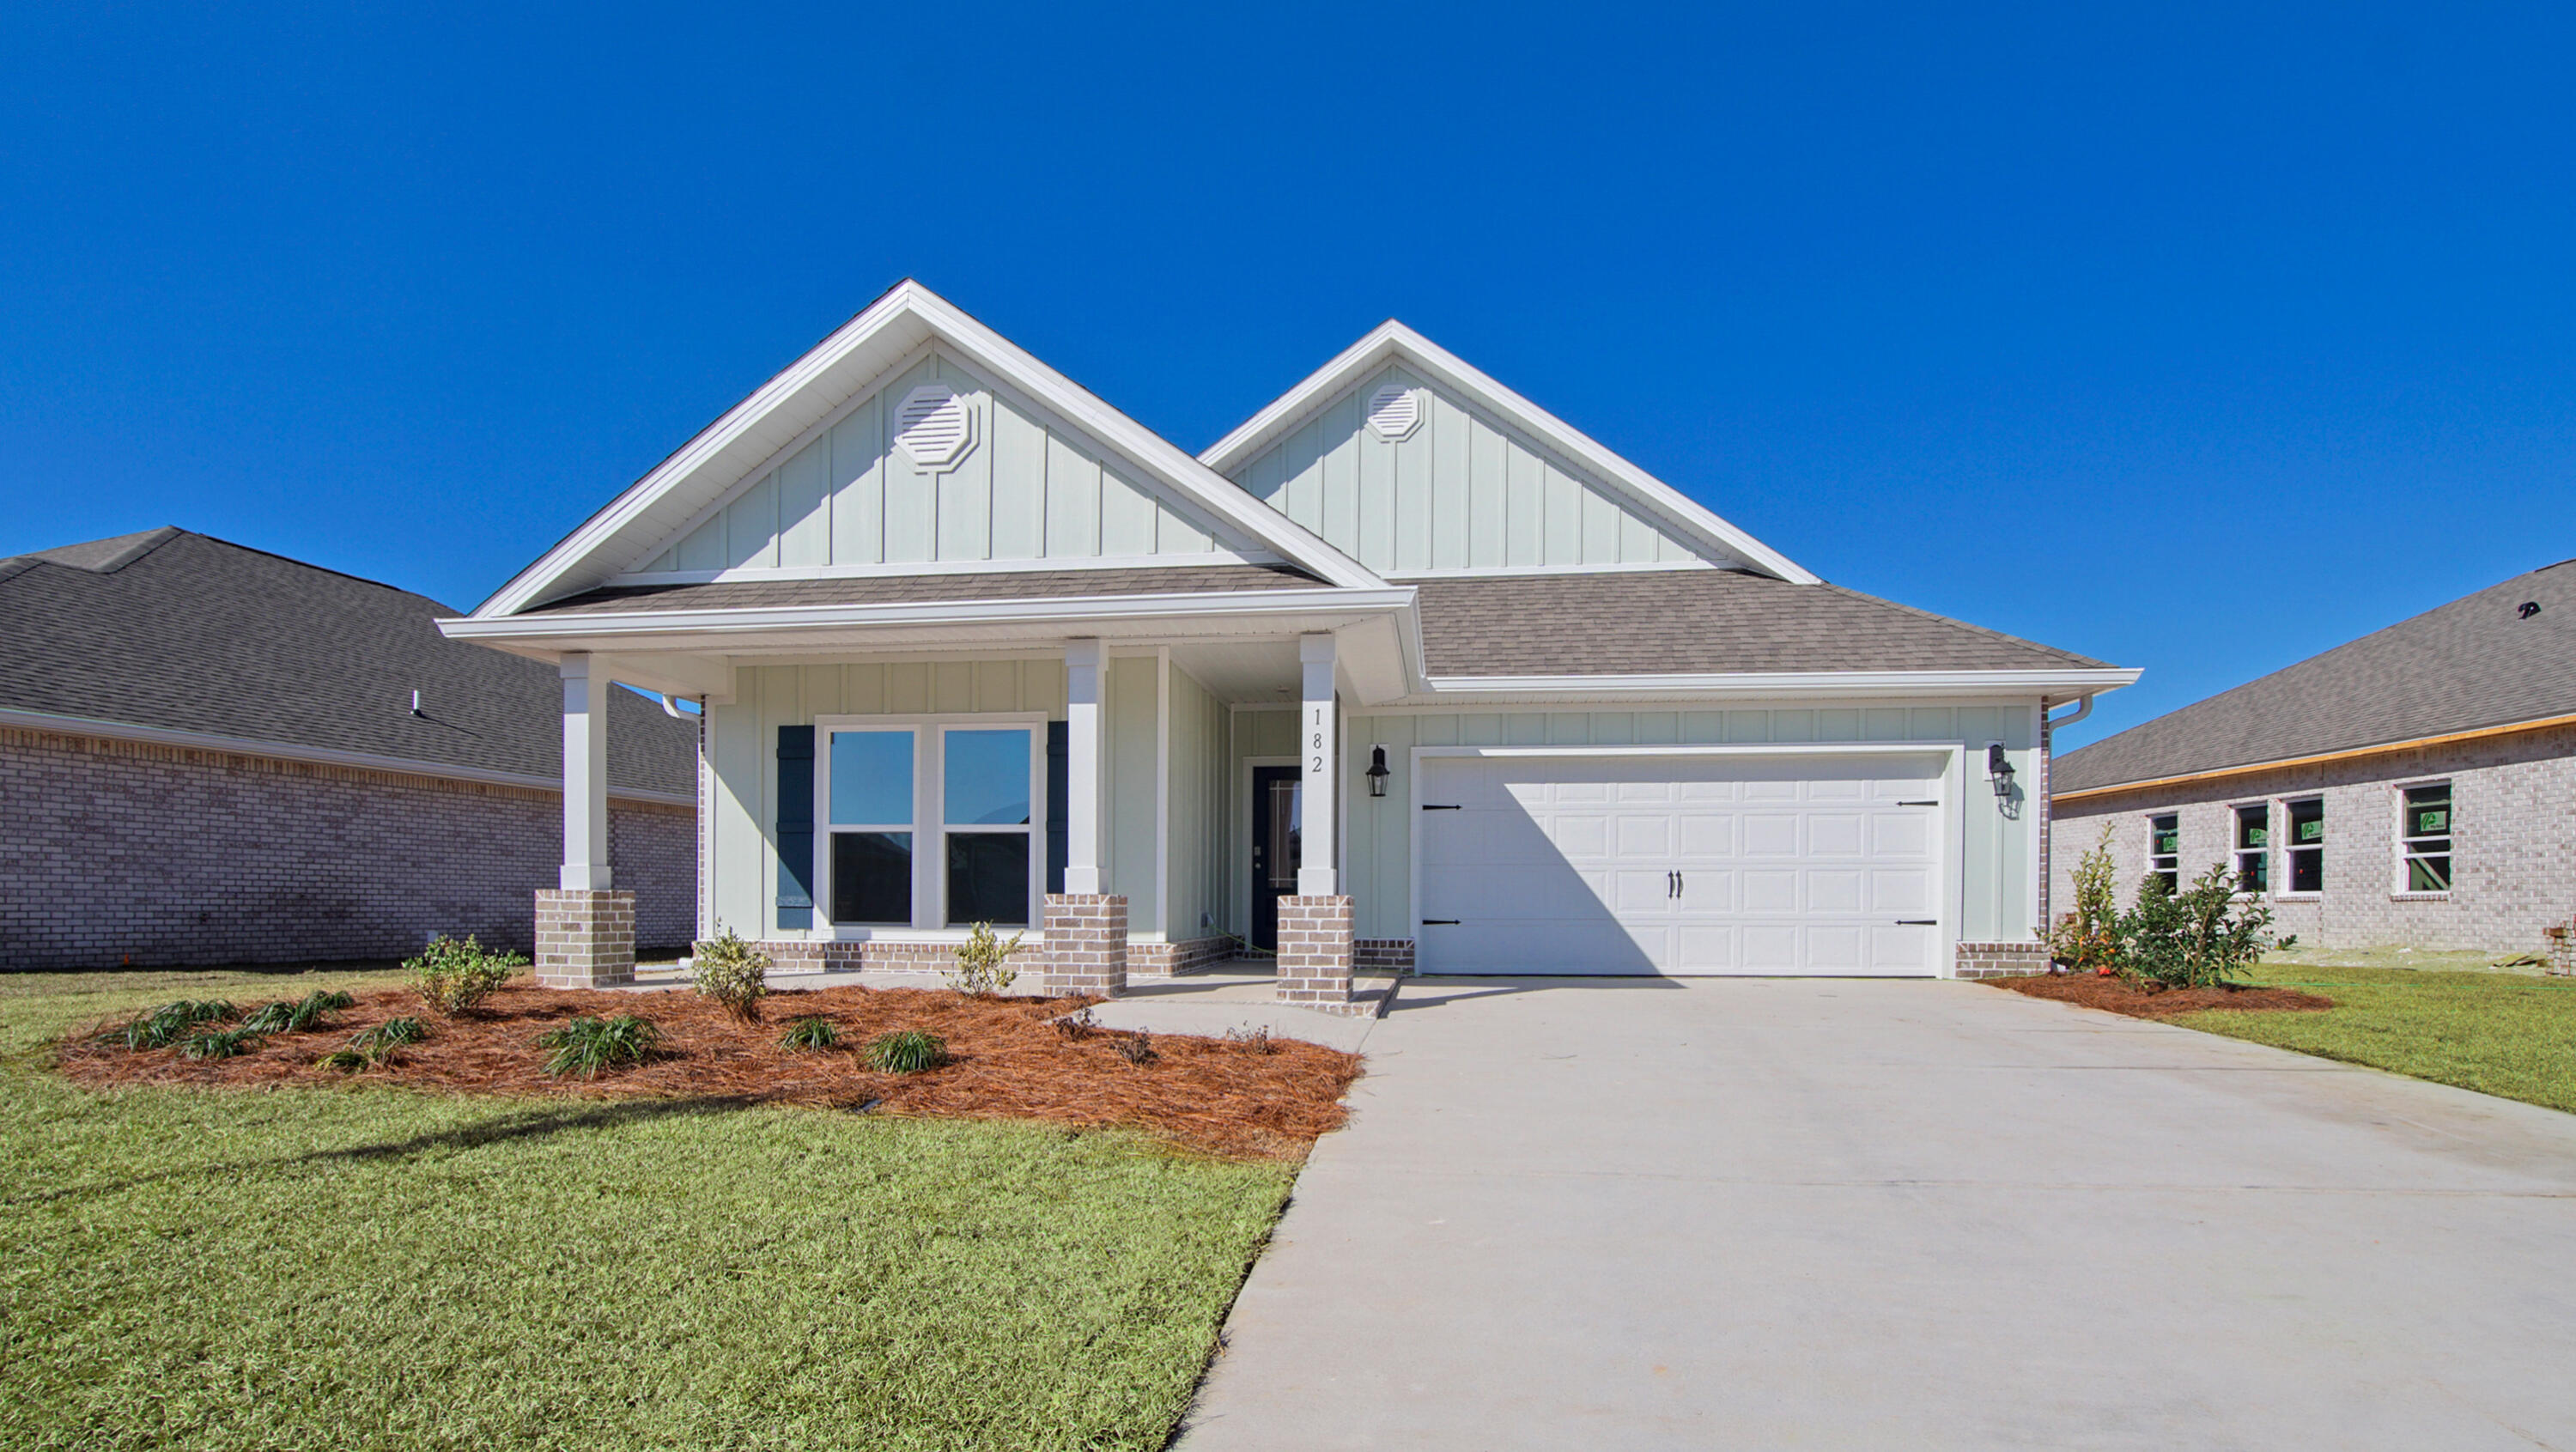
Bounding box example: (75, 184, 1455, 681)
(474, 281, 1387, 617)
(1200, 321, 1819, 586)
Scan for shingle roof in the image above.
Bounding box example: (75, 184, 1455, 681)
(1413, 570, 2110, 677)
(2056, 558, 2576, 794)
(0, 529, 694, 795)
(522, 562, 1328, 614)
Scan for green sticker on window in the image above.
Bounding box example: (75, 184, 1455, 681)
(2416, 809, 2448, 834)
(2297, 820, 2322, 842)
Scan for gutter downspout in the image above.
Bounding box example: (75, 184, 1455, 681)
(2044, 694, 2094, 731)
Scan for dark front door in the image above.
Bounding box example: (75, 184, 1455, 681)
(1250, 766, 1303, 951)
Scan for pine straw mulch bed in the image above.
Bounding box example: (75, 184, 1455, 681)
(1987, 972, 2335, 1018)
(54, 983, 1363, 1162)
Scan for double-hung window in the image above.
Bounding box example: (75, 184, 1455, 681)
(2284, 799, 2324, 894)
(2148, 814, 2179, 893)
(2233, 804, 2269, 893)
(2401, 783, 2452, 892)
(818, 720, 1040, 932)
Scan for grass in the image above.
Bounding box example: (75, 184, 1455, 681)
(2173, 958, 2576, 1115)
(0, 968, 1297, 1452)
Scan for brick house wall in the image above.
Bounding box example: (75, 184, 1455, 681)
(2050, 723, 2576, 955)
(0, 726, 696, 969)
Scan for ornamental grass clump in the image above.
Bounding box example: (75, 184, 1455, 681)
(945, 922, 1023, 998)
(779, 1016, 839, 1052)
(318, 1017, 428, 1072)
(407, 936, 526, 1017)
(240, 989, 356, 1035)
(690, 926, 772, 1021)
(535, 1015, 662, 1078)
(863, 1030, 945, 1074)
(179, 1026, 261, 1060)
(100, 999, 234, 1051)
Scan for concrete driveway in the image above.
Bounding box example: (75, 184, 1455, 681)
(1179, 977, 2576, 1450)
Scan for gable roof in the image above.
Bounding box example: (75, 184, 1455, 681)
(2057, 558, 2576, 796)
(476, 280, 1384, 617)
(0, 529, 694, 798)
(1198, 320, 1818, 584)
(1416, 570, 2111, 677)
(521, 563, 1327, 616)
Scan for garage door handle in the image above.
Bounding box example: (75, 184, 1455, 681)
(1896, 919, 1935, 926)
(1899, 799, 1938, 806)
(1422, 919, 1461, 926)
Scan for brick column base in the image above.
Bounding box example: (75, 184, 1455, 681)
(1277, 895, 1371, 1015)
(1954, 940, 2050, 980)
(535, 889, 635, 988)
(1042, 894, 1127, 998)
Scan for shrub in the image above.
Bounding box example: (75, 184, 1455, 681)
(241, 989, 357, 1035)
(2119, 862, 2281, 989)
(535, 1015, 662, 1078)
(407, 936, 526, 1017)
(863, 1030, 946, 1074)
(2049, 823, 2123, 975)
(690, 926, 771, 1020)
(1054, 1006, 1099, 1042)
(780, 1016, 839, 1051)
(946, 922, 1024, 998)
(318, 1016, 428, 1072)
(1223, 1024, 1278, 1055)
(101, 999, 234, 1051)
(1113, 1031, 1157, 1066)
(179, 1027, 260, 1060)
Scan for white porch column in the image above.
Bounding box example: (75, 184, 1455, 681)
(1297, 633, 1340, 896)
(1063, 639, 1107, 895)
(559, 653, 613, 890)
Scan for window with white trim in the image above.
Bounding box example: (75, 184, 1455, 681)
(940, 727, 1034, 926)
(2401, 782, 2451, 893)
(2233, 803, 2269, 893)
(827, 730, 914, 926)
(817, 720, 1042, 931)
(2284, 798, 2324, 894)
(2148, 813, 2179, 893)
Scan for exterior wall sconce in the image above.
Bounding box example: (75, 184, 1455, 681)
(1987, 743, 2015, 799)
(1366, 744, 1390, 798)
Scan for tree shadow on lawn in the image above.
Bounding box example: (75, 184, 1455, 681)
(7, 1094, 769, 1210)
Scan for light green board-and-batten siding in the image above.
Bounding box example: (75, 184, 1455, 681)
(1225, 365, 1709, 573)
(1339, 706, 2043, 947)
(637, 353, 1256, 576)
(706, 660, 1069, 939)
(1105, 656, 1160, 934)
(1163, 665, 1228, 941)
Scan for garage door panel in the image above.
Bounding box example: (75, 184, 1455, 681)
(1416, 754, 1945, 978)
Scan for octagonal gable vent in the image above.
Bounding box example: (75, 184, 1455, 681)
(893, 383, 973, 467)
(1365, 382, 1421, 440)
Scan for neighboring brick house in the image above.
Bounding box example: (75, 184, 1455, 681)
(0, 528, 699, 969)
(2050, 558, 2576, 956)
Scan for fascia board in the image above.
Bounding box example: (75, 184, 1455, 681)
(1408, 667, 2143, 702)
(478, 283, 1385, 620)
(0, 707, 694, 806)
(1200, 322, 1821, 586)
(440, 586, 1420, 644)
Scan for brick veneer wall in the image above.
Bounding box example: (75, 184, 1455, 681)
(536, 890, 635, 987)
(1354, 938, 1414, 974)
(1954, 940, 2050, 979)
(1042, 895, 1127, 996)
(0, 726, 696, 969)
(1127, 934, 1237, 977)
(1275, 895, 1372, 1015)
(2050, 724, 2576, 955)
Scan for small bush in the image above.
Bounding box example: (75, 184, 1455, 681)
(1054, 1007, 1099, 1042)
(179, 1027, 260, 1060)
(1113, 1031, 1157, 1066)
(2049, 823, 2123, 975)
(1223, 1024, 1277, 1055)
(2119, 862, 2281, 989)
(690, 926, 772, 1021)
(946, 922, 1024, 998)
(864, 1030, 946, 1074)
(780, 1016, 840, 1051)
(535, 1015, 662, 1078)
(407, 936, 526, 1017)
(101, 999, 234, 1051)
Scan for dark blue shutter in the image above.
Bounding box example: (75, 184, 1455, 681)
(1045, 720, 1067, 896)
(776, 726, 815, 928)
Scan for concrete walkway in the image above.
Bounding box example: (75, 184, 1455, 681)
(1179, 977, 2576, 1450)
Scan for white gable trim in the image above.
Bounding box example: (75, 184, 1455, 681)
(476, 282, 1383, 617)
(1200, 321, 1819, 586)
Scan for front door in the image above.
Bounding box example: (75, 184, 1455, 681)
(1249, 766, 1303, 951)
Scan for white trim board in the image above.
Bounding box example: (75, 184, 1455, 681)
(609, 551, 1285, 588)
(1199, 320, 1819, 586)
(0, 707, 696, 807)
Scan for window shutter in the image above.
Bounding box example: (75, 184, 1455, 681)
(1045, 720, 1068, 896)
(776, 726, 815, 927)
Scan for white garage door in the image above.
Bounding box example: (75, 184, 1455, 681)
(1415, 753, 1947, 976)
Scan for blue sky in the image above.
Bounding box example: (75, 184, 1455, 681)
(4, 3, 2568, 750)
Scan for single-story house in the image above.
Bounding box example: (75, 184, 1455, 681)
(443, 281, 2135, 1004)
(0, 527, 699, 969)
(2050, 557, 2575, 956)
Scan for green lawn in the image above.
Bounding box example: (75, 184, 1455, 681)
(0, 969, 1294, 1452)
(2175, 960, 2576, 1115)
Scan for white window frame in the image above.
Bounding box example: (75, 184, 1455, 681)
(2148, 811, 2180, 894)
(2393, 777, 2453, 898)
(812, 713, 1049, 939)
(2231, 800, 2271, 896)
(2279, 795, 2324, 898)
